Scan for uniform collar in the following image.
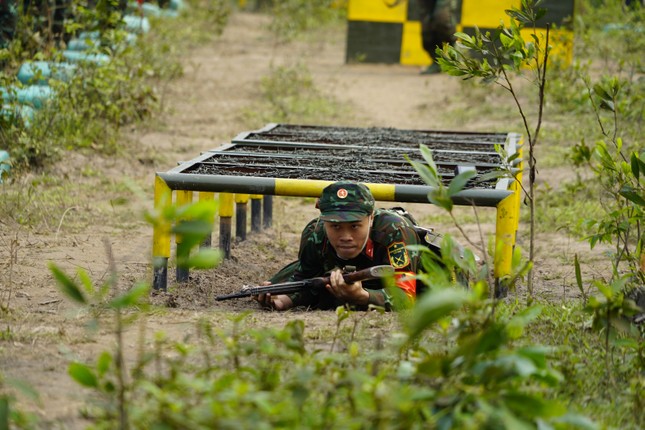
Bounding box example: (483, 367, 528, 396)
(363, 238, 374, 259)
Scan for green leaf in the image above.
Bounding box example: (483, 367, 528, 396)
(49, 263, 87, 304)
(406, 288, 469, 340)
(77, 268, 95, 295)
(631, 153, 639, 179)
(507, 305, 543, 337)
(173, 219, 213, 237)
(619, 185, 645, 206)
(507, 151, 521, 163)
(574, 254, 584, 296)
(592, 83, 611, 101)
(506, 9, 531, 25)
(68, 362, 98, 388)
(631, 152, 645, 181)
(552, 413, 599, 430)
(96, 352, 112, 377)
(336, 305, 350, 323)
(448, 170, 477, 197)
(419, 144, 438, 174)
(612, 337, 639, 349)
(503, 392, 565, 418)
(593, 280, 613, 299)
(516, 345, 552, 369)
(500, 32, 513, 48)
(410, 159, 440, 188)
(530, 33, 539, 46)
(186, 249, 222, 269)
(454, 32, 474, 44)
(428, 188, 453, 212)
(478, 170, 507, 183)
(599, 100, 615, 112)
(108, 282, 150, 309)
(176, 199, 218, 221)
(0, 397, 8, 430)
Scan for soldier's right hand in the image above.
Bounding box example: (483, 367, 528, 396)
(253, 282, 294, 311)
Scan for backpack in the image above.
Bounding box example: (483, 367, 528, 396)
(387, 206, 443, 256)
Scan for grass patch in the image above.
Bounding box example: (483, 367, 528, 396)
(530, 179, 604, 236)
(241, 62, 350, 125)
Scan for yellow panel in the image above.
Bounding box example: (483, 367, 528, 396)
(519, 28, 574, 66)
(461, 0, 518, 28)
(348, 0, 407, 23)
(400, 21, 431, 66)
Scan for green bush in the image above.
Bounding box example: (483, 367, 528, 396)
(0, 0, 230, 171)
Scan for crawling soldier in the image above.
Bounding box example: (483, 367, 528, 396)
(255, 180, 420, 311)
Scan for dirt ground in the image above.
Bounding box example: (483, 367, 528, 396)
(0, 11, 611, 429)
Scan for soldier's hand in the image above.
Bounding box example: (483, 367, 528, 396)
(326, 269, 370, 306)
(253, 282, 294, 311)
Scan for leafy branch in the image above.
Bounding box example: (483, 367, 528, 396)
(437, 0, 551, 300)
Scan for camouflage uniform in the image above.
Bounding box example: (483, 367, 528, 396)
(271, 181, 420, 311)
(418, 0, 457, 71)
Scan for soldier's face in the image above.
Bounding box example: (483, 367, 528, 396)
(324, 215, 372, 260)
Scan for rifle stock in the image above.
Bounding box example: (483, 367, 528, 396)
(216, 265, 395, 301)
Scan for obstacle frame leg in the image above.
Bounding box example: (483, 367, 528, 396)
(152, 175, 172, 291)
(235, 193, 249, 241)
(263, 194, 273, 229)
(219, 192, 234, 259)
(494, 178, 522, 298)
(199, 191, 215, 248)
(251, 194, 262, 232)
(175, 190, 193, 283)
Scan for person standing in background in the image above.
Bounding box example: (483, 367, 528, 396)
(418, 0, 456, 74)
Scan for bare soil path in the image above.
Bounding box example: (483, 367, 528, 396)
(0, 10, 607, 428)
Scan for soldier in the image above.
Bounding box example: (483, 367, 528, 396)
(255, 180, 420, 311)
(418, 0, 457, 74)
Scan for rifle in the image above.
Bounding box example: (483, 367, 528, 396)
(215, 265, 395, 301)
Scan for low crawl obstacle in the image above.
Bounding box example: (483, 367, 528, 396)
(152, 123, 523, 293)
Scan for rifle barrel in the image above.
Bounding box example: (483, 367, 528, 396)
(215, 281, 311, 301)
(216, 265, 395, 302)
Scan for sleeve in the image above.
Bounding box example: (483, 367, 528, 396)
(383, 218, 420, 301)
(286, 218, 326, 308)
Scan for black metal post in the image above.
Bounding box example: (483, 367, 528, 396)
(263, 195, 273, 229)
(251, 196, 262, 232)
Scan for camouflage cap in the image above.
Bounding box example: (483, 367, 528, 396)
(318, 181, 375, 222)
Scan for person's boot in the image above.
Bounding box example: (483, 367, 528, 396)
(420, 63, 441, 75)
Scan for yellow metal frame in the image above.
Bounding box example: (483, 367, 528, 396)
(494, 141, 523, 280)
(152, 175, 172, 261)
(219, 193, 234, 218)
(153, 176, 522, 286)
